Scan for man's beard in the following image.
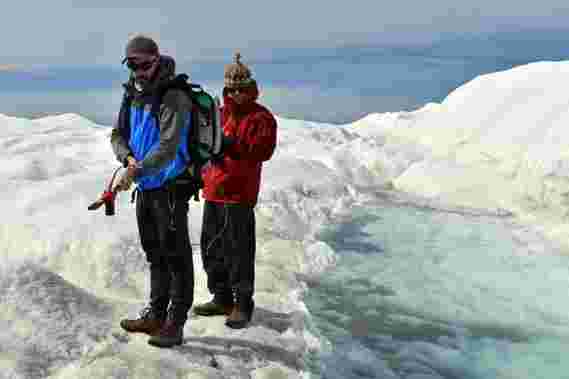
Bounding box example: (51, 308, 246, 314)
(134, 77, 150, 92)
(133, 69, 157, 92)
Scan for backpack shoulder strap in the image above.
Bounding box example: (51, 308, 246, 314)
(150, 74, 194, 116)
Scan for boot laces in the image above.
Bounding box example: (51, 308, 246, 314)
(138, 306, 154, 319)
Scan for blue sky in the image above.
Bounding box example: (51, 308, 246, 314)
(2, 1, 569, 67)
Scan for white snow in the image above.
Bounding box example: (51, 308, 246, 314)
(2, 60, 569, 378)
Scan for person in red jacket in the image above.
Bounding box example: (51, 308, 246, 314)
(194, 53, 277, 328)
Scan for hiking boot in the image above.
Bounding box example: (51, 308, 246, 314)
(147, 317, 184, 348)
(225, 297, 254, 329)
(193, 295, 233, 317)
(120, 307, 165, 335)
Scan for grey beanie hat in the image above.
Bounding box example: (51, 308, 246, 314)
(122, 35, 159, 63)
(224, 52, 256, 88)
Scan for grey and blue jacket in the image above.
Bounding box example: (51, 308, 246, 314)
(110, 56, 193, 191)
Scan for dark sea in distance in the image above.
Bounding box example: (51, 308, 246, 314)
(1, 29, 568, 126)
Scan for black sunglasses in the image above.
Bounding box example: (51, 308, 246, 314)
(124, 58, 157, 72)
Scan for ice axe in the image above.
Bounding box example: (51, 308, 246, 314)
(88, 167, 126, 216)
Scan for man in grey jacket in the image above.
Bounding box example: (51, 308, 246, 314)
(111, 35, 195, 348)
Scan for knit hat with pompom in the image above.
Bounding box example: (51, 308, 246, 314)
(224, 52, 256, 88)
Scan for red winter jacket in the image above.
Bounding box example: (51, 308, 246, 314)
(202, 91, 277, 205)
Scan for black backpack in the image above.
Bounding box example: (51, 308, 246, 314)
(118, 74, 222, 201)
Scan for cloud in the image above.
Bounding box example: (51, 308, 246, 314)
(1, 1, 569, 65)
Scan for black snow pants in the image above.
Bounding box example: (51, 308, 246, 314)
(136, 181, 194, 322)
(200, 200, 256, 302)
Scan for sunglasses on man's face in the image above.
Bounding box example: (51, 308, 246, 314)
(125, 58, 157, 72)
